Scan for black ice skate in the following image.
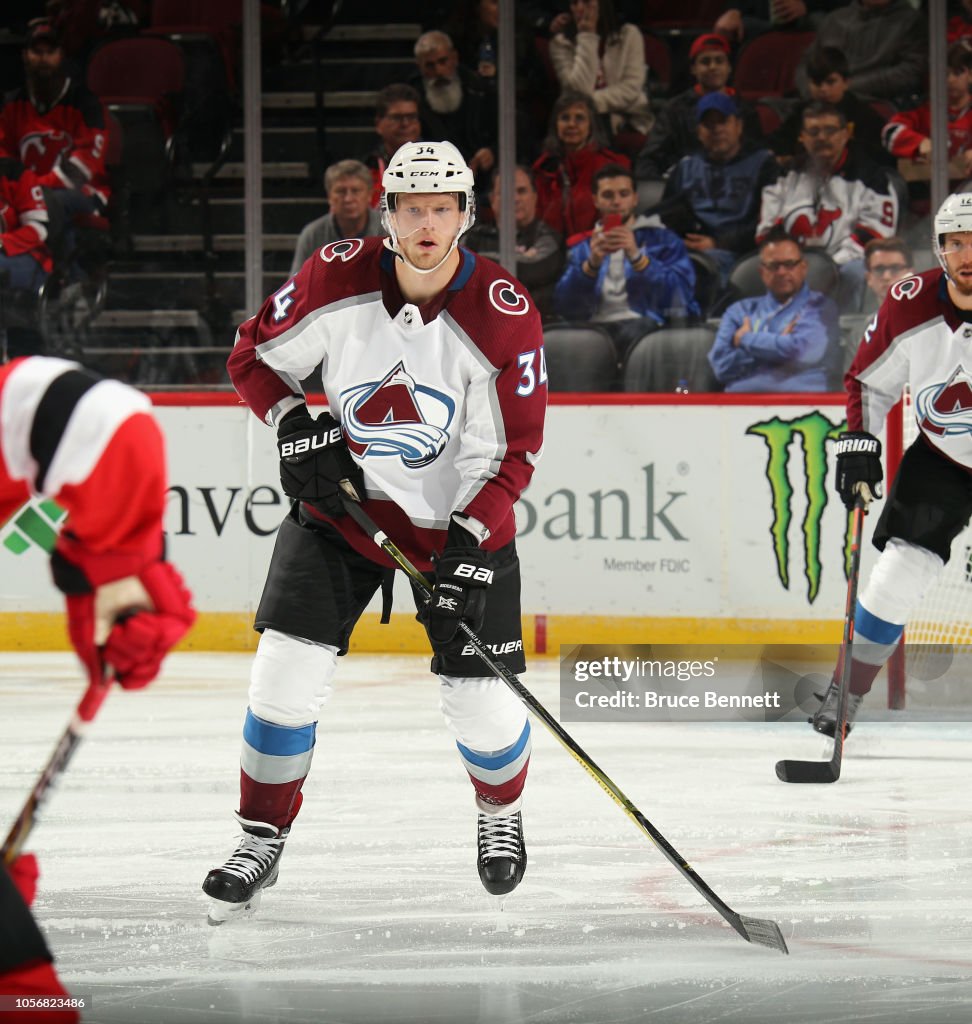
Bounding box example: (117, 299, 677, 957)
(477, 810, 527, 896)
(810, 679, 863, 738)
(202, 816, 288, 925)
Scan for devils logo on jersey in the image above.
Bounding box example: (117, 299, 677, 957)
(341, 361, 455, 467)
(782, 204, 842, 246)
(915, 364, 972, 437)
(19, 130, 71, 175)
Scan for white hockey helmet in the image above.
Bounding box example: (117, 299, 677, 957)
(934, 192, 972, 276)
(380, 141, 476, 273)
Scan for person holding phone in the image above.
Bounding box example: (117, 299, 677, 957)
(545, 162, 700, 390)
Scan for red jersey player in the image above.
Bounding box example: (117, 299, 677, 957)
(816, 193, 972, 735)
(202, 141, 546, 923)
(0, 357, 195, 1019)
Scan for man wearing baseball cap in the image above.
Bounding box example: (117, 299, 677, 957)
(635, 32, 760, 181)
(655, 90, 779, 285)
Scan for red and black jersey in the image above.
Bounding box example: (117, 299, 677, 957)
(0, 169, 51, 270)
(0, 358, 165, 576)
(228, 236, 547, 569)
(0, 79, 110, 209)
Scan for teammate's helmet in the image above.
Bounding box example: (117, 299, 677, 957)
(934, 192, 972, 276)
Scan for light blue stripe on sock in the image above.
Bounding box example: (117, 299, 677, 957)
(243, 709, 316, 756)
(457, 720, 531, 771)
(855, 603, 904, 647)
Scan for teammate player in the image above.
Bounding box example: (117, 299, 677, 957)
(0, 356, 195, 1019)
(202, 141, 546, 923)
(815, 193, 972, 736)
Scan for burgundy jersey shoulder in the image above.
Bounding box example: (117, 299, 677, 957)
(879, 267, 947, 332)
(298, 234, 385, 305)
(447, 249, 543, 363)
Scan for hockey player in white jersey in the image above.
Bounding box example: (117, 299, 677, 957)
(202, 142, 547, 923)
(815, 192, 972, 736)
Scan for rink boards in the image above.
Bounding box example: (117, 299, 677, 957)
(0, 393, 877, 653)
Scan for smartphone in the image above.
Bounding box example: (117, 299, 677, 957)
(602, 213, 623, 231)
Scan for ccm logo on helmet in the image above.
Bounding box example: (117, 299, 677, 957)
(280, 428, 343, 458)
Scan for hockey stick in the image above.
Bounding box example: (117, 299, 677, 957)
(342, 497, 788, 954)
(2, 673, 113, 867)
(775, 498, 866, 785)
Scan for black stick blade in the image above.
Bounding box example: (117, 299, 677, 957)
(775, 758, 839, 784)
(735, 914, 789, 954)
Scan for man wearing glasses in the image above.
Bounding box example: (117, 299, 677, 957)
(361, 84, 423, 208)
(708, 225, 839, 391)
(861, 237, 915, 314)
(756, 101, 898, 311)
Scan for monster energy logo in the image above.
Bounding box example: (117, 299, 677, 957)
(2, 500, 66, 555)
(748, 411, 849, 603)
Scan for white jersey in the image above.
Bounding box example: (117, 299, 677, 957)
(846, 268, 972, 469)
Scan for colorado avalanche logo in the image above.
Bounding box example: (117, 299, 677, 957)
(891, 275, 922, 301)
(319, 238, 363, 263)
(19, 130, 71, 174)
(488, 279, 529, 316)
(341, 362, 455, 467)
(781, 204, 842, 247)
(914, 364, 972, 437)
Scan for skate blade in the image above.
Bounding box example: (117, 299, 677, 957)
(206, 890, 262, 926)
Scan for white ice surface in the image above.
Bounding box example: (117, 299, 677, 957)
(2, 652, 972, 1024)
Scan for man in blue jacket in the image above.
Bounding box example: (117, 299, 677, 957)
(657, 91, 779, 286)
(555, 164, 697, 328)
(708, 227, 839, 392)
(548, 163, 699, 390)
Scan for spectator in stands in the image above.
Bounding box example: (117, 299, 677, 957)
(801, 0, 927, 105)
(463, 165, 564, 318)
(443, 0, 542, 158)
(860, 235, 913, 313)
(634, 32, 761, 181)
(290, 160, 385, 275)
(949, 0, 972, 44)
(0, 19, 110, 229)
(655, 92, 779, 286)
(757, 101, 897, 310)
(714, 0, 833, 44)
(0, 157, 51, 357)
(533, 90, 629, 237)
(882, 40, 972, 187)
(410, 30, 496, 178)
(361, 84, 422, 209)
(708, 227, 839, 392)
(770, 45, 890, 168)
(547, 0, 652, 153)
(547, 163, 698, 390)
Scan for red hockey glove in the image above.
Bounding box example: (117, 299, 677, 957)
(61, 562, 195, 690)
(102, 562, 196, 690)
(0, 960, 80, 1023)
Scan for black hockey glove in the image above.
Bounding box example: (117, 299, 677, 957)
(277, 406, 364, 517)
(423, 520, 494, 651)
(834, 431, 883, 510)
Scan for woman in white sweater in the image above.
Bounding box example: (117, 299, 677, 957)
(548, 0, 652, 140)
